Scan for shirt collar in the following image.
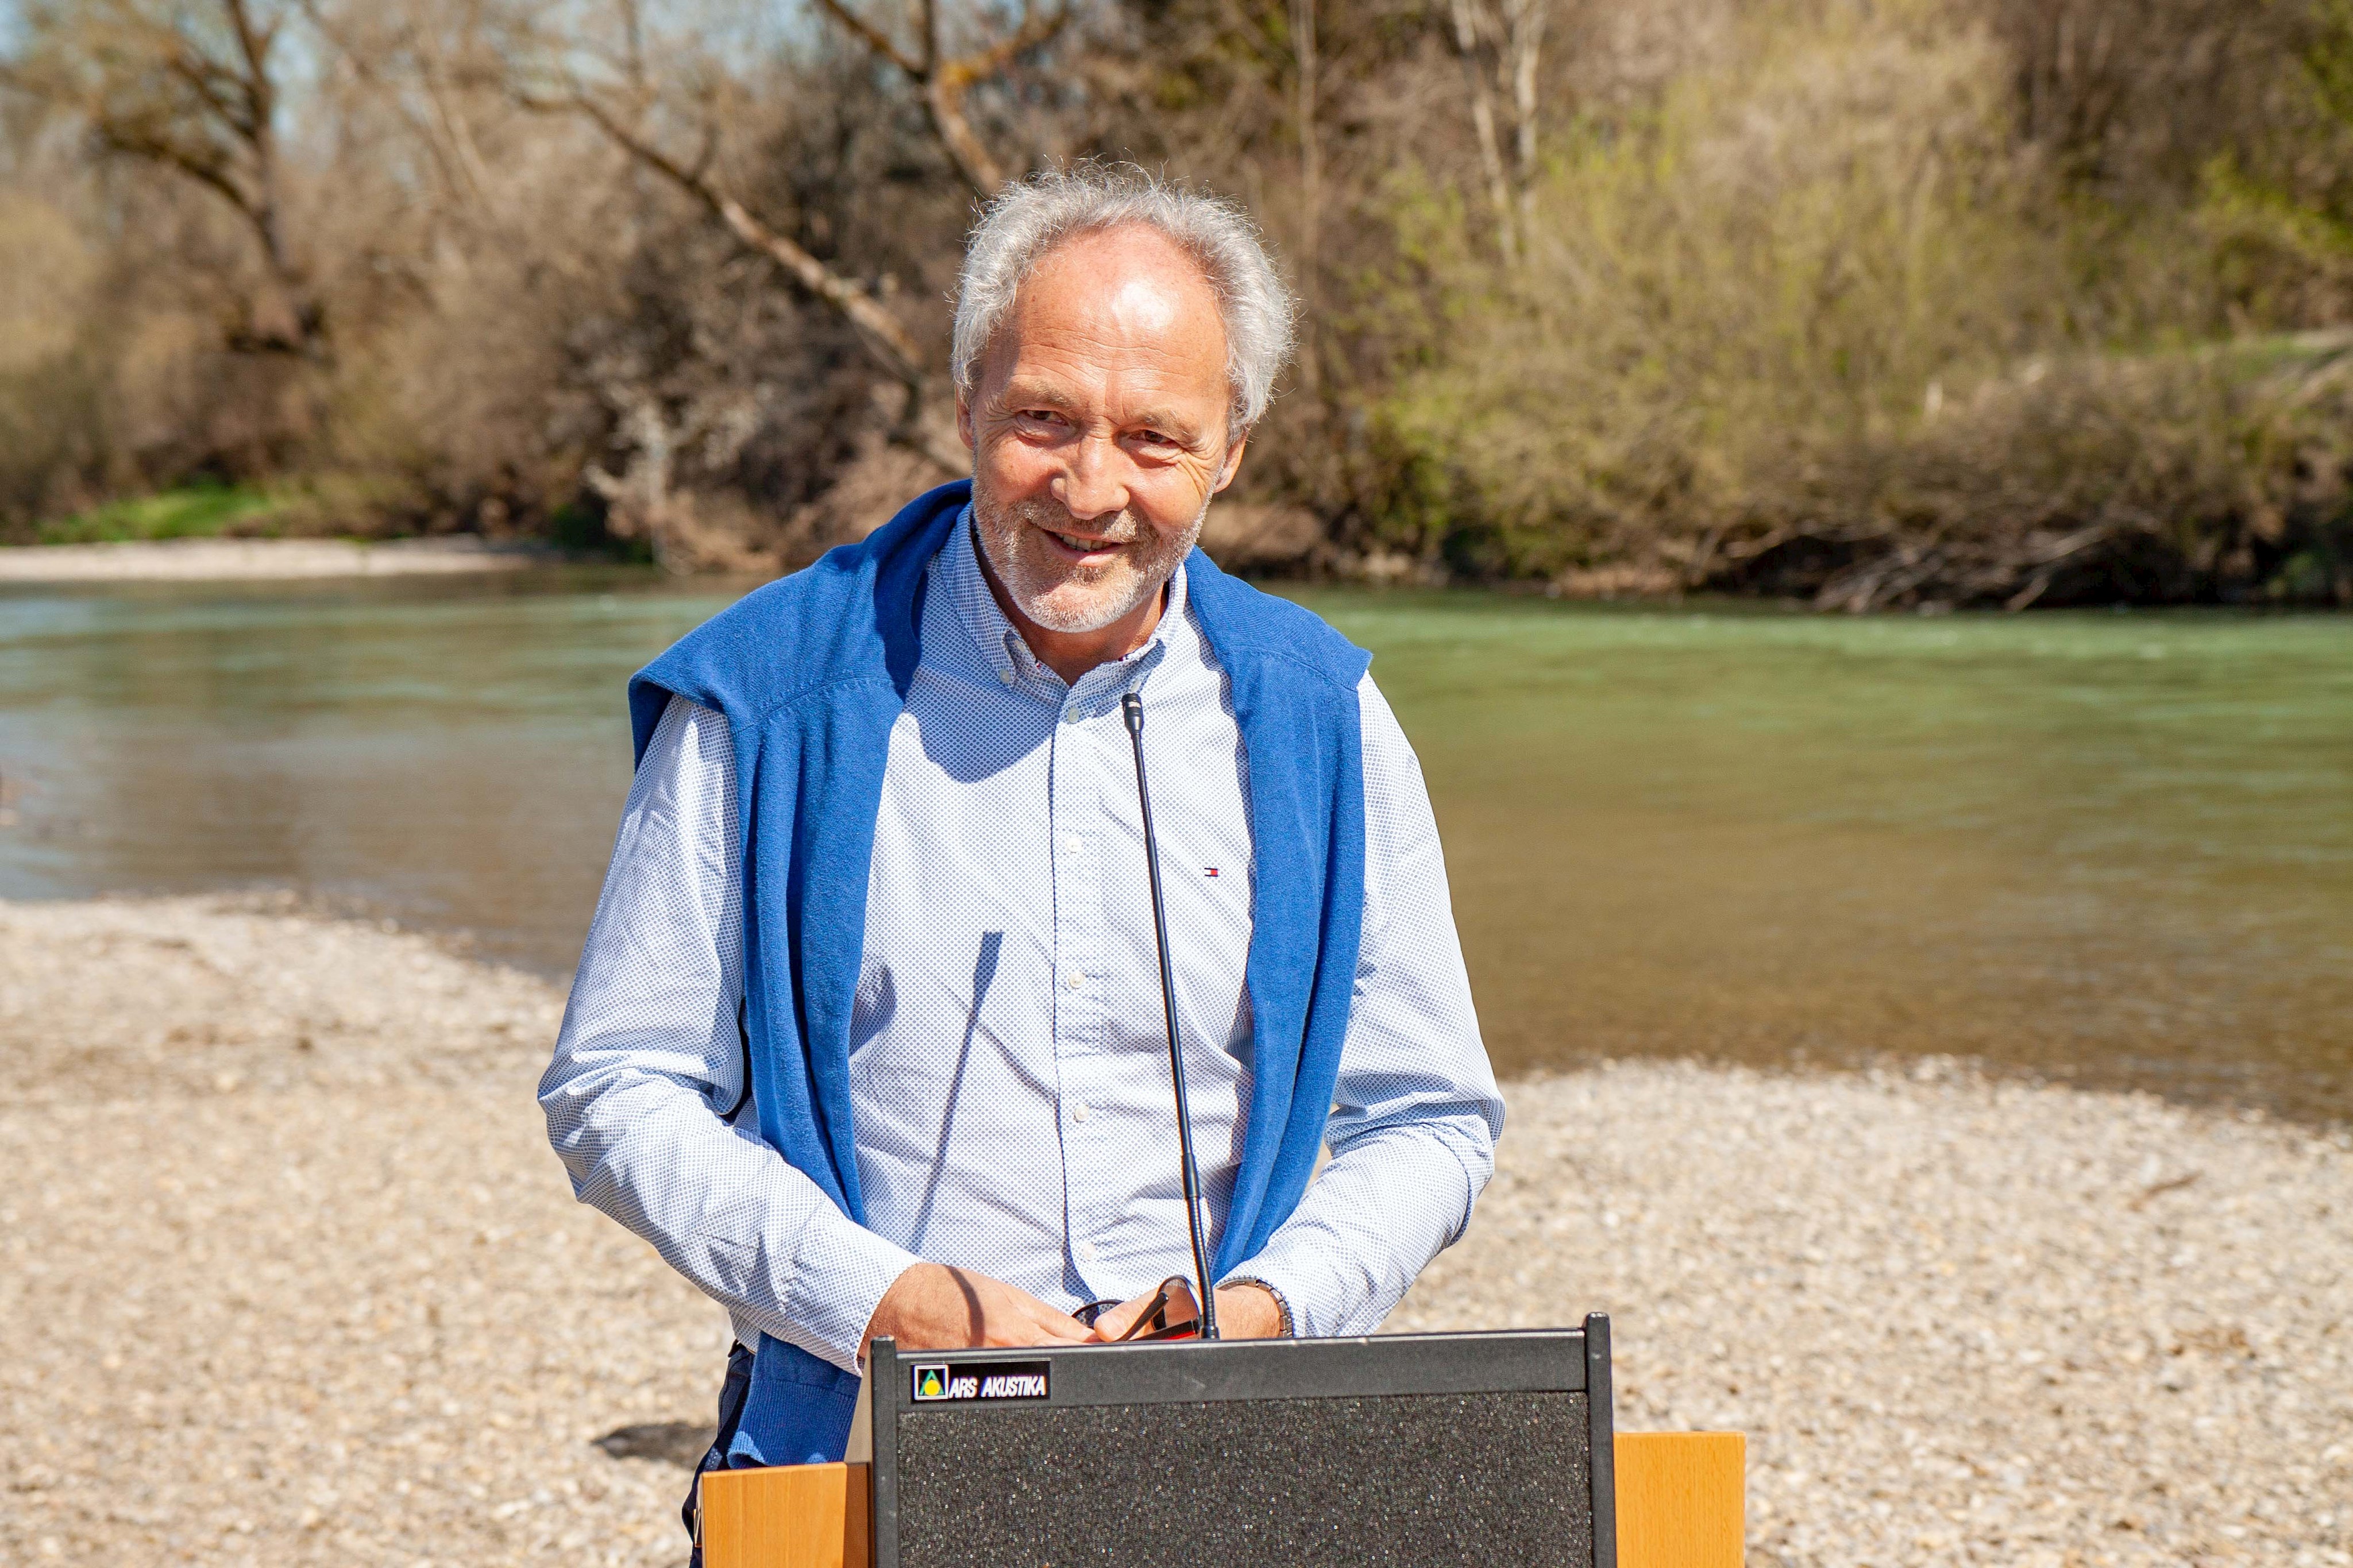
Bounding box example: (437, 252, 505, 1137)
(940, 505, 1190, 702)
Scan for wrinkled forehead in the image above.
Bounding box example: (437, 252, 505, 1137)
(982, 225, 1230, 399)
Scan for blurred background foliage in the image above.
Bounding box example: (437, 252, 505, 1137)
(1, 0, 2348, 605)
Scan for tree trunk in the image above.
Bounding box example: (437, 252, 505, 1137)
(1448, 0, 1518, 264)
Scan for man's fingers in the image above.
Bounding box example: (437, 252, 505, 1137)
(1083, 1298, 1140, 1342)
(1025, 1316, 1095, 1346)
(974, 1279, 1091, 1347)
(873, 1264, 1135, 1351)
(987, 1316, 1089, 1347)
(1082, 1289, 1154, 1342)
(1085, 1280, 1200, 1343)
(1014, 1295, 1095, 1345)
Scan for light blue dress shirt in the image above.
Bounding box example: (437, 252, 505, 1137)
(541, 516, 1503, 1373)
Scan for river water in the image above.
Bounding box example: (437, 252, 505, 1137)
(3, 571, 2347, 1119)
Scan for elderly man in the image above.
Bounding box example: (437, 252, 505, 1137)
(540, 168, 1502, 1539)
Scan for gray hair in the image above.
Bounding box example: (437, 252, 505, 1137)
(951, 167, 1297, 443)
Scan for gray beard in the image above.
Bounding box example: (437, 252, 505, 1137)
(972, 489, 1209, 635)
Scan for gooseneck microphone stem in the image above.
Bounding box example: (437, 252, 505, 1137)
(1121, 690, 1220, 1342)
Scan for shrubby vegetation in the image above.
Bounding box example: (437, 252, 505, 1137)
(25, 482, 290, 546)
(2, 0, 2348, 604)
(1373, 3, 2353, 605)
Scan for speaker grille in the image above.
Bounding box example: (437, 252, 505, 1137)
(894, 1388, 1592, 1568)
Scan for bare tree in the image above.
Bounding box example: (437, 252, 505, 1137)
(1290, 0, 1322, 394)
(1446, 0, 1516, 262)
(485, 0, 1070, 476)
(294, 0, 499, 223)
(0, 0, 328, 357)
(1503, 0, 1544, 231)
(1445, 0, 1546, 264)
(809, 0, 1073, 195)
(536, 82, 965, 467)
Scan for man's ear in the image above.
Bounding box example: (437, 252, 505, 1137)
(1213, 431, 1250, 494)
(956, 393, 977, 453)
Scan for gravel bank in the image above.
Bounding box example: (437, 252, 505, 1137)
(1390, 1071, 2353, 1566)
(5, 895, 2348, 1566)
(0, 538, 546, 582)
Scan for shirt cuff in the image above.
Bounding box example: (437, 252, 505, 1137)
(778, 1206, 924, 1374)
(1225, 1123, 1482, 1340)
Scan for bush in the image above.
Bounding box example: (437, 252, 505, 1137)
(1718, 345, 2353, 607)
(32, 484, 288, 545)
(1367, 0, 2353, 606)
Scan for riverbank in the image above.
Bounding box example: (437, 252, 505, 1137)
(3, 895, 2346, 1567)
(0, 536, 549, 582)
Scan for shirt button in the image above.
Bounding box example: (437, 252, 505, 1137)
(1063, 836, 1082, 855)
(1077, 1240, 1098, 1262)
(1070, 1102, 1090, 1123)
(997, 669, 1014, 686)
(1064, 971, 1084, 991)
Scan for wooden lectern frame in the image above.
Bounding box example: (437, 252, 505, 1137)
(700, 1432, 1743, 1568)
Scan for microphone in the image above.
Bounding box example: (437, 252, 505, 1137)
(1121, 690, 1220, 1342)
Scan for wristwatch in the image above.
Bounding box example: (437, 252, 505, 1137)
(1224, 1275, 1295, 1337)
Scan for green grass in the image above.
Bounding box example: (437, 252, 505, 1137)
(32, 484, 291, 546)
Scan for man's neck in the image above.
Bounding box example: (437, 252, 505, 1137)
(975, 539, 1169, 686)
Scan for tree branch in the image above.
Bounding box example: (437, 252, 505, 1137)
(937, 0, 1073, 88)
(4, 0, 323, 357)
(1289, 0, 1322, 396)
(922, 76, 1008, 195)
(222, 0, 277, 141)
(1448, 0, 1518, 264)
(520, 85, 964, 473)
(808, 0, 922, 76)
(154, 34, 256, 134)
(95, 122, 254, 214)
(296, 0, 489, 214)
(1503, 0, 1545, 227)
(811, 0, 1072, 195)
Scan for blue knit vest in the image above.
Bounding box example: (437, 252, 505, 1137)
(627, 481, 1371, 1466)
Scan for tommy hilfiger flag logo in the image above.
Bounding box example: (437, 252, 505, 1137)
(1204, 867, 1221, 878)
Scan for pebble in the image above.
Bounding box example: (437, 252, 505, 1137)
(1394, 1061, 2353, 1565)
(5, 897, 2347, 1566)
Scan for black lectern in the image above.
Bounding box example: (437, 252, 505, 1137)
(862, 1314, 1617, 1568)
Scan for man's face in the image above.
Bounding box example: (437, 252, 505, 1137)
(959, 225, 1247, 635)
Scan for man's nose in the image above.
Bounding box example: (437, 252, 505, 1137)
(1051, 432, 1131, 523)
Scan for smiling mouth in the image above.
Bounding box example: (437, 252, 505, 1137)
(1040, 524, 1126, 558)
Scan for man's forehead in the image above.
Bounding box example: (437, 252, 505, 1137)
(992, 229, 1225, 366)
(979, 238, 1228, 424)
(1029, 222, 1217, 306)
(1092, 269, 1192, 336)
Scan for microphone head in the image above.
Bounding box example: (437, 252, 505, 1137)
(1122, 691, 1144, 734)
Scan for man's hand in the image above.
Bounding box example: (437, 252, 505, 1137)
(1087, 1279, 1286, 1342)
(862, 1262, 1096, 1364)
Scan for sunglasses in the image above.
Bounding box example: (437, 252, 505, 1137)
(1074, 1276, 1201, 1342)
